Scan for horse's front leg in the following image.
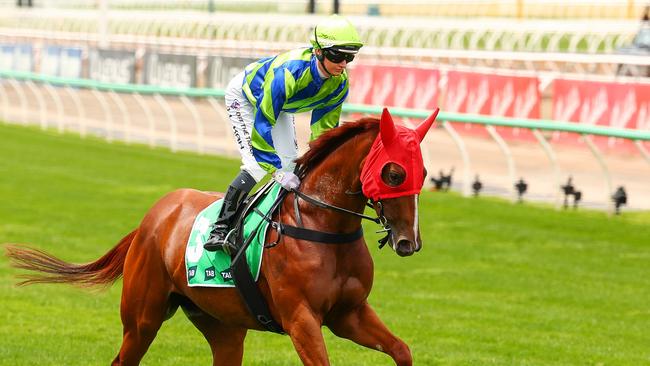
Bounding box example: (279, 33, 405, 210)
(282, 302, 330, 366)
(326, 301, 412, 366)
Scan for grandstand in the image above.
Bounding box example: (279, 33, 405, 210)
(7, 0, 650, 19)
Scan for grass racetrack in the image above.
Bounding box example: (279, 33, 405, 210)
(1, 122, 649, 365)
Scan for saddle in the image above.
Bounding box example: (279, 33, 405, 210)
(226, 180, 285, 251)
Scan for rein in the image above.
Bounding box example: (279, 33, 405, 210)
(265, 188, 393, 249)
(292, 189, 381, 224)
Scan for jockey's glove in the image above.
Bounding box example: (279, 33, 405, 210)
(273, 171, 300, 191)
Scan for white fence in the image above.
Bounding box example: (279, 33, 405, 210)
(0, 80, 233, 155)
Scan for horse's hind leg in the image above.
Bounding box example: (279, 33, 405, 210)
(111, 251, 173, 365)
(182, 304, 247, 366)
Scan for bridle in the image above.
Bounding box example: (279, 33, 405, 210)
(285, 187, 394, 249)
(291, 189, 382, 225)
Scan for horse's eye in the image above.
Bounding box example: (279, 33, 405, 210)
(389, 171, 401, 184)
(381, 163, 406, 187)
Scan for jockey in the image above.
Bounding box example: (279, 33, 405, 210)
(204, 14, 364, 252)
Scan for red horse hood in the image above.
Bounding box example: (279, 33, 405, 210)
(360, 108, 439, 200)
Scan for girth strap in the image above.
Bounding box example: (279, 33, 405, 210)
(277, 223, 363, 244)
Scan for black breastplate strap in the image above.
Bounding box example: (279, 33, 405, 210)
(228, 183, 288, 335)
(230, 250, 285, 334)
(277, 223, 364, 244)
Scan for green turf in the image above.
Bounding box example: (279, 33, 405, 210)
(1, 122, 649, 365)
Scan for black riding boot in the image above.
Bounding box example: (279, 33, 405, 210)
(204, 170, 257, 252)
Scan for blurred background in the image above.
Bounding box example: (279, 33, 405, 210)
(1, 0, 649, 211)
(3, 4, 650, 365)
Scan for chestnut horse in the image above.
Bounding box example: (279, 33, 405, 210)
(6, 110, 436, 366)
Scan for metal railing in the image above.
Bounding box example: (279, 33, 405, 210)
(2, 69, 649, 212)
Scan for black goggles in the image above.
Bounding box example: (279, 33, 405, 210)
(323, 48, 356, 63)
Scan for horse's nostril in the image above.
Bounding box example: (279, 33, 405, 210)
(395, 239, 415, 257)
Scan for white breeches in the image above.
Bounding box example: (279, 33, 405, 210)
(224, 71, 298, 182)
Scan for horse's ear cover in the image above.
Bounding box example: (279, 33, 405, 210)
(360, 108, 439, 200)
(415, 108, 439, 142)
(379, 108, 397, 146)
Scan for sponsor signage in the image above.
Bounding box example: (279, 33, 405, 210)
(0, 44, 32, 72)
(143, 52, 197, 88)
(88, 48, 136, 84)
(187, 266, 197, 280)
(206, 55, 257, 89)
(348, 64, 439, 109)
(41, 46, 82, 78)
(204, 266, 216, 281)
(553, 79, 650, 151)
(445, 70, 540, 140)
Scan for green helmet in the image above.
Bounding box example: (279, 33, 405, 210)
(310, 14, 363, 52)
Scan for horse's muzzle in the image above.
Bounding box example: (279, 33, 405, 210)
(395, 239, 416, 257)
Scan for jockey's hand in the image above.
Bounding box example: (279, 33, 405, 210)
(273, 171, 300, 190)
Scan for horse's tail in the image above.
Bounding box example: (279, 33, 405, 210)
(4, 230, 137, 288)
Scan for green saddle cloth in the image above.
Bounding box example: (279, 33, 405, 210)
(185, 183, 281, 287)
